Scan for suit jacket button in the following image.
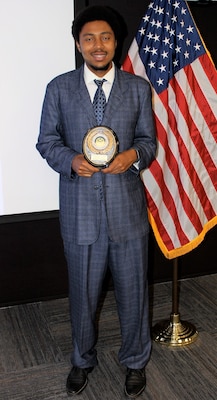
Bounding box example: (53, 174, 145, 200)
(94, 185, 99, 190)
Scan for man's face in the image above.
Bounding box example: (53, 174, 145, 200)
(76, 20, 117, 77)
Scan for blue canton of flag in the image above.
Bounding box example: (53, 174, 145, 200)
(136, 0, 206, 93)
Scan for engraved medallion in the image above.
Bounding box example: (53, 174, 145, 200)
(82, 126, 119, 168)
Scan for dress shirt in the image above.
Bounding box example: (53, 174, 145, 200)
(84, 62, 115, 102)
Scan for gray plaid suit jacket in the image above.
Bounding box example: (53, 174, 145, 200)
(36, 65, 156, 244)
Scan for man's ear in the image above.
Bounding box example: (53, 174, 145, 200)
(76, 41, 81, 53)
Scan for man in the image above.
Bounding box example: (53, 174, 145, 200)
(36, 5, 156, 398)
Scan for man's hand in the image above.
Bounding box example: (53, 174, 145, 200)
(72, 154, 100, 177)
(102, 149, 138, 174)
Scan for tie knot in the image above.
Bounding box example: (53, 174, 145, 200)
(94, 79, 106, 88)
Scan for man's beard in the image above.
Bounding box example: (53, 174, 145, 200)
(90, 62, 111, 72)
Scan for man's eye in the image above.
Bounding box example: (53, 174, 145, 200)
(102, 36, 110, 41)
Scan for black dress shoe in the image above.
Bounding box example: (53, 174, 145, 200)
(124, 368, 146, 398)
(66, 366, 94, 395)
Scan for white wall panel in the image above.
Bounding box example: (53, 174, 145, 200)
(0, 0, 75, 215)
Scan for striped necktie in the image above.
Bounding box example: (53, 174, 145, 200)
(93, 79, 107, 125)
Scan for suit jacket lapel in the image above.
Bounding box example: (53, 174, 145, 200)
(74, 67, 97, 126)
(103, 69, 129, 126)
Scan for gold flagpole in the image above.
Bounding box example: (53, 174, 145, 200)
(153, 258, 198, 346)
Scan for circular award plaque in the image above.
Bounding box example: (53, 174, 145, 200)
(82, 126, 119, 168)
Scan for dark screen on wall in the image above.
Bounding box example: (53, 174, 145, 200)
(74, 0, 217, 68)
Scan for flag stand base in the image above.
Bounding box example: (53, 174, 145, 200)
(152, 258, 198, 347)
(152, 313, 198, 346)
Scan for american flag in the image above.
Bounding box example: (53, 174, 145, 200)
(122, 0, 217, 259)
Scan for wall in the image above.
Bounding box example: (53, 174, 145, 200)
(0, 0, 74, 215)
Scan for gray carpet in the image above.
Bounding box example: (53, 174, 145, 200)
(0, 274, 216, 399)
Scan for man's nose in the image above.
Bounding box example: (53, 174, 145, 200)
(95, 38, 104, 48)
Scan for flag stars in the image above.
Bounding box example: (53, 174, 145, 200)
(139, 27, 146, 35)
(161, 50, 169, 59)
(194, 43, 201, 51)
(151, 47, 158, 55)
(133, 0, 206, 93)
(171, 15, 178, 23)
(163, 37, 171, 46)
(175, 45, 181, 53)
(148, 2, 154, 10)
(147, 32, 154, 40)
(187, 25, 194, 33)
(177, 32, 184, 40)
(157, 77, 164, 86)
(159, 64, 166, 72)
(173, 1, 180, 9)
(148, 60, 156, 69)
(155, 20, 162, 29)
(143, 45, 150, 53)
(153, 34, 160, 42)
(143, 15, 150, 22)
(157, 7, 164, 15)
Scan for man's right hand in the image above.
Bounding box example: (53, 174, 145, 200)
(72, 154, 100, 177)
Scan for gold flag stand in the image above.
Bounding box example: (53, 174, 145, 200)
(152, 258, 198, 346)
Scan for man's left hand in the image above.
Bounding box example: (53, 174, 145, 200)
(102, 149, 138, 174)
